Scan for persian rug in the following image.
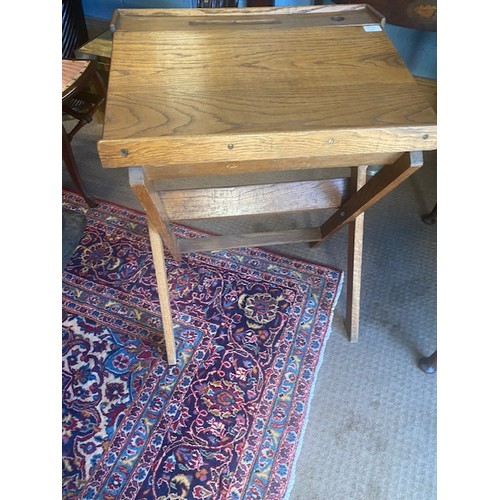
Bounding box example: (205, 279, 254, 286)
(62, 190, 344, 500)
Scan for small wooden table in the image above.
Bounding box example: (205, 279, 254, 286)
(97, 5, 437, 365)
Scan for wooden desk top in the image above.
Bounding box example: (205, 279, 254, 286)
(98, 5, 436, 170)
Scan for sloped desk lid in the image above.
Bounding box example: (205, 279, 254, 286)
(98, 5, 436, 168)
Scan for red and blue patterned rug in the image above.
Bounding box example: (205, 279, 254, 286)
(62, 190, 343, 499)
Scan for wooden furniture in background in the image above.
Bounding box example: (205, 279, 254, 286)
(314, 0, 436, 31)
(63, 59, 106, 207)
(62, 0, 89, 58)
(421, 203, 437, 224)
(419, 350, 437, 373)
(97, 5, 437, 365)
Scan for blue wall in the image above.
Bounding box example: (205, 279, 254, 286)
(81, 0, 436, 78)
(82, 0, 319, 19)
(81, 0, 312, 18)
(385, 23, 436, 79)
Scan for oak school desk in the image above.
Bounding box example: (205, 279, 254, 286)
(97, 5, 437, 365)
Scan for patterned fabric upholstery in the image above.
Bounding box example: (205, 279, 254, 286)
(62, 59, 90, 94)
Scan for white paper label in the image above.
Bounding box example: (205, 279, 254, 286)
(363, 25, 383, 32)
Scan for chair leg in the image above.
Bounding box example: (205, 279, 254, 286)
(418, 350, 437, 373)
(62, 125, 98, 208)
(421, 204, 437, 224)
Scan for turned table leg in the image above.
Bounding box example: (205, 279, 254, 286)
(421, 204, 437, 225)
(418, 350, 437, 373)
(62, 125, 98, 208)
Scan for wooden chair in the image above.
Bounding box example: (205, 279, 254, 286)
(62, 59, 106, 207)
(421, 203, 437, 224)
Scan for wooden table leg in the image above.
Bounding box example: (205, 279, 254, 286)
(62, 125, 98, 208)
(346, 165, 368, 343)
(421, 204, 437, 225)
(129, 167, 182, 261)
(129, 167, 181, 365)
(147, 219, 177, 365)
(418, 350, 437, 373)
(311, 152, 423, 342)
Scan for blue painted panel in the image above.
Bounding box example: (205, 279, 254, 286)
(121, 0, 193, 8)
(82, 0, 120, 20)
(81, 0, 193, 20)
(274, 0, 310, 5)
(385, 23, 436, 79)
(80, 0, 436, 79)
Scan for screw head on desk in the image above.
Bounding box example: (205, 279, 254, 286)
(328, 138, 335, 144)
(227, 144, 234, 150)
(422, 134, 429, 140)
(120, 148, 129, 157)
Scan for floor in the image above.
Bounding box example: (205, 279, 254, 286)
(63, 110, 437, 498)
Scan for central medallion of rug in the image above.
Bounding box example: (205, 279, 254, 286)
(62, 190, 343, 499)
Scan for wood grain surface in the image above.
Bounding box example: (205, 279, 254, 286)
(160, 178, 349, 220)
(98, 5, 436, 168)
(98, 7, 438, 351)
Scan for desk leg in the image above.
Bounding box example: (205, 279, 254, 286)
(312, 152, 423, 343)
(346, 165, 368, 343)
(147, 219, 177, 365)
(129, 167, 182, 261)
